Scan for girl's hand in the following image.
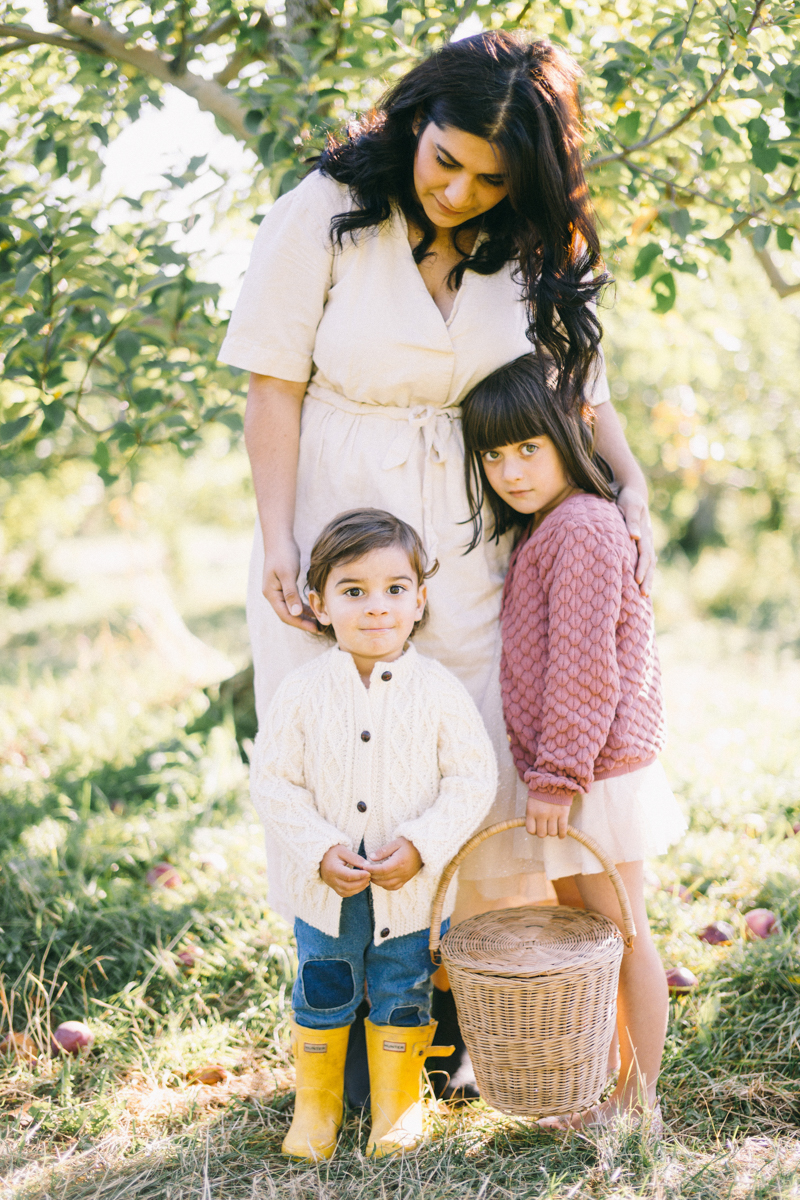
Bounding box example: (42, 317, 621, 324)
(368, 837, 422, 891)
(320, 844, 372, 897)
(615, 485, 656, 597)
(526, 795, 571, 839)
(262, 537, 319, 632)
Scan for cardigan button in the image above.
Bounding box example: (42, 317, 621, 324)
(380, 928, 390, 939)
(381, 671, 392, 682)
(356, 801, 367, 813)
(360, 731, 371, 742)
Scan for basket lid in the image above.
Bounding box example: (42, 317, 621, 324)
(440, 904, 623, 978)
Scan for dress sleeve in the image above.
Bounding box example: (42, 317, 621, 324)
(218, 171, 348, 381)
(523, 522, 623, 805)
(393, 668, 497, 880)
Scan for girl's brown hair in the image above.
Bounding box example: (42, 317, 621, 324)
(461, 353, 616, 551)
(307, 508, 438, 640)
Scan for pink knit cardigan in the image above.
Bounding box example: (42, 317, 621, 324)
(500, 492, 665, 807)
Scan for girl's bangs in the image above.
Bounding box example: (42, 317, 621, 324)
(465, 386, 547, 452)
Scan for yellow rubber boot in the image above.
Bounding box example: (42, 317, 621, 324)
(365, 1020, 454, 1158)
(282, 1019, 350, 1161)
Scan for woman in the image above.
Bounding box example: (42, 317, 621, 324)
(220, 30, 654, 1098)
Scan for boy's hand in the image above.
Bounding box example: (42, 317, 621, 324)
(320, 844, 372, 897)
(526, 795, 571, 839)
(368, 837, 422, 891)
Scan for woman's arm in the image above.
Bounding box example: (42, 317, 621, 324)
(244, 372, 318, 631)
(593, 401, 655, 596)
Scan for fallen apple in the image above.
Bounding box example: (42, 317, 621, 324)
(176, 945, 205, 969)
(0, 1032, 38, 1063)
(51, 1021, 94, 1055)
(146, 862, 182, 889)
(744, 908, 780, 939)
(666, 966, 699, 995)
(698, 921, 736, 946)
(187, 1065, 227, 1085)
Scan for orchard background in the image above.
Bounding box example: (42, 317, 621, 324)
(1, 1, 800, 1196)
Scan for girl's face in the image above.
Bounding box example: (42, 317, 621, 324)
(309, 545, 426, 675)
(413, 122, 509, 230)
(481, 436, 576, 519)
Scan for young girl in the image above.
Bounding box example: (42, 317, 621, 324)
(250, 509, 497, 1160)
(461, 354, 686, 1127)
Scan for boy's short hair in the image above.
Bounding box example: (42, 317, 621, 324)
(306, 509, 438, 640)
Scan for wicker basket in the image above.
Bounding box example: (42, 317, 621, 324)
(429, 819, 636, 1118)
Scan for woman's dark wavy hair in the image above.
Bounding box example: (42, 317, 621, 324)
(461, 353, 616, 551)
(316, 30, 609, 402)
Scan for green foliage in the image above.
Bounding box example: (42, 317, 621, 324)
(0, 187, 241, 480)
(3, 0, 800, 474)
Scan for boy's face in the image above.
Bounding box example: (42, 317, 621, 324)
(480, 435, 574, 518)
(309, 545, 426, 672)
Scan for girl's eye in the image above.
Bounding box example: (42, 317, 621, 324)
(482, 449, 500, 462)
(388, 585, 406, 595)
(435, 154, 458, 170)
(482, 176, 506, 188)
(344, 587, 363, 597)
(521, 443, 539, 456)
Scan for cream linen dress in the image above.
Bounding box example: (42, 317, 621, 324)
(219, 169, 624, 924)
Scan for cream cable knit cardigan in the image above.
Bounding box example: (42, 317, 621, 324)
(250, 643, 497, 944)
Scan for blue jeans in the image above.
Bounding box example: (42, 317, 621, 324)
(293, 886, 449, 1030)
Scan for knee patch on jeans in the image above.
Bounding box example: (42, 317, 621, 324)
(388, 1005, 422, 1027)
(302, 960, 356, 1010)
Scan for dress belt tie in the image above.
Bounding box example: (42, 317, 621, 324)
(308, 391, 461, 560)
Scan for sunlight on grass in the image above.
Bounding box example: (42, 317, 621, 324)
(0, 567, 798, 1197)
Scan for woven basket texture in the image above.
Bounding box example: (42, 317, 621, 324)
(440, 904, 624, 1117)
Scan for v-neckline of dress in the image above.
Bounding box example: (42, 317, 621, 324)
(395, 207, 483, 334)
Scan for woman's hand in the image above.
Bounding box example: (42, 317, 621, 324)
(262, 537, 318, 632)
(616, 485, 656, 597)
(526, 795, 571, 839)
(320, 844, 372, 897)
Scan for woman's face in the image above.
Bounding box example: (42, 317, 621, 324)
(413, 121, 509, 229)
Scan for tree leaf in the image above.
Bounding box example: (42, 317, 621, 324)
(0, 414, 33, 443)
(776, 227, 794, 251)
(752, 144, 780, 173)
(651, 272, 676, 314)
(633, 242, 662, 281)
(14, 263, 40, 297)
(751, 225, 771, 250)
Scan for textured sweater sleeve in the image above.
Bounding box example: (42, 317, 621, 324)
(393, 667, 497, 879)
(250, 676, 353, 876)
(524, 521, 624, 805)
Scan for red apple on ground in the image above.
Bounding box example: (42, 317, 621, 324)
(176, 945, 205, 969)
(744, 908, 779, 939)
(187, 1065, 227, 1085)
(0, 1032, 38, 1063)
(146, 862, 182, 889)
(51, 1021, 94, 1055)
(666, 966, 699, 995)
(698, 921, 736, 946)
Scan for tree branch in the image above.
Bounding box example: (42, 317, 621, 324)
(587, 64, 730, 170)
(588, 0, 767, 171)
(31, 4, 252, 141)
(0, 21, 103, 56)
(753, 247, 800, 297)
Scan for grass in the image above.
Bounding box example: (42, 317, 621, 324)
(0, 577, 799, 1197)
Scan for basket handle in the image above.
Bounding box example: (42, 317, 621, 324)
(429, 819, 636, 962)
